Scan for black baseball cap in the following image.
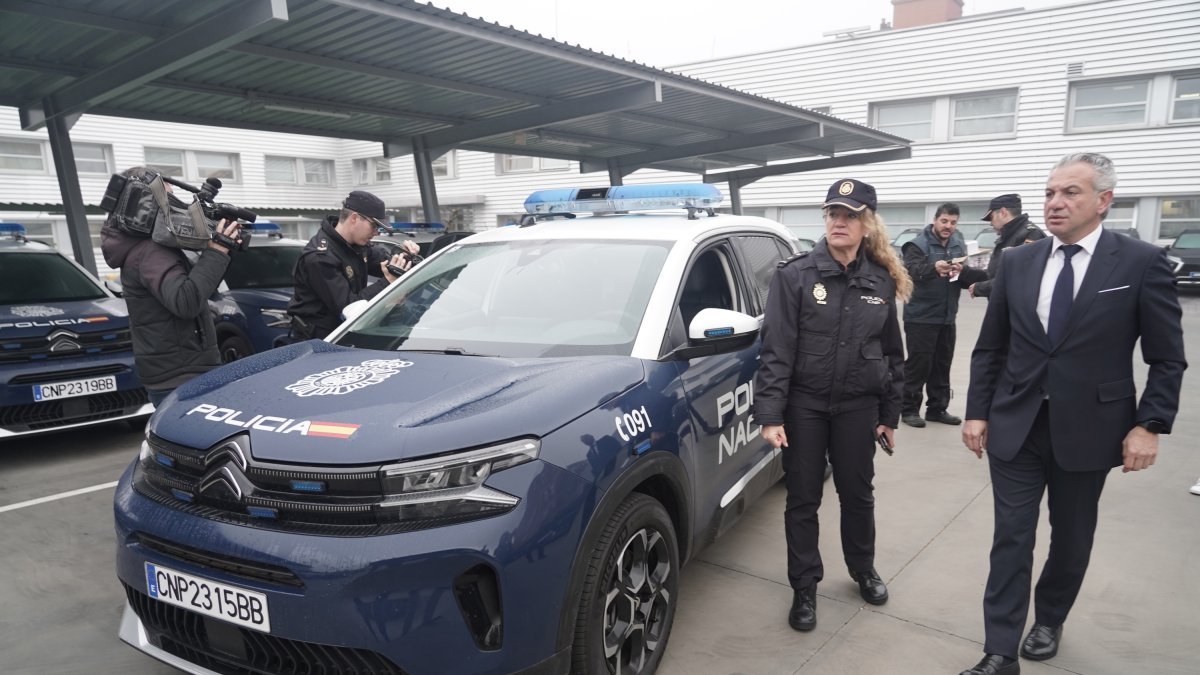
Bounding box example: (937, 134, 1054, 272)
(343, 190, 387, 227)
(982, 193, 1021, 221)
(822, 178, 877, 212)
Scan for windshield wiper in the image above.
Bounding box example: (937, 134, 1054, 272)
(396, 347, 486, 356)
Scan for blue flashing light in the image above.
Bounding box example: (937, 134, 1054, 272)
(387, 222, 445, 231)
(704, 327, 734, 338)
(155, 453, 176, 468)
(290, 479, 327, 493)
(170, 488, 194, 503)
(244, 221, 281, 232)
(247, 506, 279, 519)
(634, 439, 653, 456)
(524, 183, 722, 214)
(0, 223, 28, 236)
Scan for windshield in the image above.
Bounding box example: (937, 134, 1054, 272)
(224, 245, 304, 289)
(1172, 232, 1200, 249)
(337, 238, 671, 357)
(0, 252, 105, 304)
(975, 230, 998, 248)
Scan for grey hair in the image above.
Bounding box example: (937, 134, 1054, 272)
(1054, 152, 1118, 193)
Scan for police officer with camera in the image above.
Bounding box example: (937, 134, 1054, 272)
(100, 166, 245, 407)
(287, 190, 418, 340)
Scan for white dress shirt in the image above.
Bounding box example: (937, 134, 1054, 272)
(1037, 225, 1103, 334)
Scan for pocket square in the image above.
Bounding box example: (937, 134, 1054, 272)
(1098, 285, 1130, 293)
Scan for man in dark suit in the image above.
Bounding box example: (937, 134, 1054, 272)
(958, 152, 1186, 675)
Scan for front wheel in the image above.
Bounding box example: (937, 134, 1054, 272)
(218, 334, 253, 363)
(572, 493, 679, 675)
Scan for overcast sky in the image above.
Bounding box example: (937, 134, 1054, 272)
(428, 0, 1072, 68)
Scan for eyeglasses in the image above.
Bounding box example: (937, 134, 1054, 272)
(359, 212, 386, 230)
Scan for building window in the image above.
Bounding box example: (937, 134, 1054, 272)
(1105, 200, 1137, 228)
(73, 143, 113, 175)
(145, 148, 240, 182)
(433, 150, 457, 179)
(951, 92, 1017, 138)
(265, 156, 335, 186)
(0, 137, 47, 173)
(873, 100, 933, 141)
(808, 105, 832, 115)
(1159, 197, 1200, 240)
(496, 154, 572, 174)
(876, 205, 926, 240)
(353, 157, 390, 185)
(1069, 78, 1151, 130)
(1171, 74, 1200, 122)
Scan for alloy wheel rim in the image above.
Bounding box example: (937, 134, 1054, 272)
(602, 526, 672, 674)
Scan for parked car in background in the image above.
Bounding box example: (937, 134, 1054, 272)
(891, 227, 923, 256)
(1164, 229, 1199, 285)
(0, 223, 151, 438)
(209, 222, 305, 362)
(1105, 226, 1141, 240)
(371, 222, 476, 259)
(115, 184, 803, 675)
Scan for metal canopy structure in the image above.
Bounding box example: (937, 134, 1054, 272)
(0, 0, 909, 273)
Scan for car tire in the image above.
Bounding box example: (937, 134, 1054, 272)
(218, 334, 253, 364)
(571, 492, 679, 675)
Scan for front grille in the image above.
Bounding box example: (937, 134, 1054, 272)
(124, 585, 407, 675)
(1177, 262, 1200, 276)
(9, 363, 128, 385)
(0, 387, 148, 432)
(133, 433, 516, 537)
(136, 534, 303, 588)
(0, 328, 133, 363)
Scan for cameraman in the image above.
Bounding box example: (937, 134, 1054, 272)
(287, 190, 417, 340)
(101, 166, 243, 407)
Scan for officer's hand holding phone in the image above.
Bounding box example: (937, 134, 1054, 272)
(876, 424, 894, 456)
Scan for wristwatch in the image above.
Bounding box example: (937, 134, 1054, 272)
(1137, 419, 1166, 434)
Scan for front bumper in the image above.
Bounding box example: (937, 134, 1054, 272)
(114, 458, 592, 675)
(0, 353, 149, 438)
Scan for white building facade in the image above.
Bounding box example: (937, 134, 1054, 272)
(1, 0, 1197, 274)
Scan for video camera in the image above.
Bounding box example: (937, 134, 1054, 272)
(385, 251, 424, 278)
(100, 170, 257, 252)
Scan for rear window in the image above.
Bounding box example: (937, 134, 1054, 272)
(224, 245, 304, 289)
(1172, 232, 1200, 249)
(0, 252, 105, 304)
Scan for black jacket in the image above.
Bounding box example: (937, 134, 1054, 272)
(972, 214, 1045, 298)
(287, 216, 393, 338)
(100, 222, 228, 389)
(902, 225, 987, 324)
(752, 240, 904, 428)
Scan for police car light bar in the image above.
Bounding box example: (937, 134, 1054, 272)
(0, 223, 28, 240)
(524, 183, 723, 215)
(388, 222, 445, 230)
(243, 221, 280, 231)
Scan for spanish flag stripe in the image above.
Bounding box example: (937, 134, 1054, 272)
(308, 421, 360, 438)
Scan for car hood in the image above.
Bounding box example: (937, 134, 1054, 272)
(150, 340, 645, 465)
(0, 297, 129, 339)
(1167, 247, 1200, 262)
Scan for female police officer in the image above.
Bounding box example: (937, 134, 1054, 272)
(752, 178, 910, 631)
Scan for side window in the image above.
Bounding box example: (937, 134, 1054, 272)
(677, 247, 737, 329)
(735, 235, 792, 314)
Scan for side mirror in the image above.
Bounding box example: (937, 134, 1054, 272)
(104, 279, 124, 297)
(672, 308, 760, 360)
(341, 299, 370, 323)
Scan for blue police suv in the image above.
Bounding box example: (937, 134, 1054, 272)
(0, 224, 151, 439)
(209, 222, 305, 362)
(115, 185, 800, 675)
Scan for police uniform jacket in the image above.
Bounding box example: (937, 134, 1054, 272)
(973, 214, 1046, 298)
(287, 216, 392, 337)
(100, 221, 228, 389)
(901, 225, 987, 324)
(752, 240, 904, 428)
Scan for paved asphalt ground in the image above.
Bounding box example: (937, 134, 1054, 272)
(2, 291, 1198, 675)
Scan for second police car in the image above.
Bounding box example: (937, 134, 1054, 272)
(1, 223, 151, 439)
(114, 184, 800, 675)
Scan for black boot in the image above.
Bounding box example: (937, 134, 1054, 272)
(788, 585, 816, 631)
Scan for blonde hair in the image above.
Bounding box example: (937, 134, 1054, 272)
(859, 210, 912, 301)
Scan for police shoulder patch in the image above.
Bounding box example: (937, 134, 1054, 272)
(777, 251, 810, 268)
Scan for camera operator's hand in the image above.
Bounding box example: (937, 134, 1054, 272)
(207, 219, 241, 255)
(382, 253, 409, 283)
(400, 239, 420, 257)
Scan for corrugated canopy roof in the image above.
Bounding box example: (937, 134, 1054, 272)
(0, 0, 909, 178)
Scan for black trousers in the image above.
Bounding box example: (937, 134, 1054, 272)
(902, 322, 955, 415)
(782, 405, 877, 590)
(983, 403, 1108, 658)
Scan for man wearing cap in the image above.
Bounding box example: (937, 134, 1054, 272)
(899, 203, 988, 428)
(287, 190, 419, 340)
(970, 194, 1045, 299)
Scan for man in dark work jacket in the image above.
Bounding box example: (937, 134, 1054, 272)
(970, 193, 1046, 299)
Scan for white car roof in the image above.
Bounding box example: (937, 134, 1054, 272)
(461, 212, 796, 246)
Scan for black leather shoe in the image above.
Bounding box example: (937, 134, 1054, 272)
(925, 410, 962, 425)
(901, 413, 926, 428)
(850, 568, 888, 605)
(788, 586, 816, 631)
(1020, 623, 1062, 661)
(959, 654, 1020, 675)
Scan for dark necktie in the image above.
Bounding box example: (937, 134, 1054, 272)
(1047, 244, 1082, 344)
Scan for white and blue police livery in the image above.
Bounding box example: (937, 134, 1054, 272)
(114, 184, 802, 675)
(0, 223, 152, 438)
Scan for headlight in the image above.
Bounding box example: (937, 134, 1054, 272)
(377, 438, 539, 519)
(260, 308, 291, 328)
(1166, 254, 1184, 274)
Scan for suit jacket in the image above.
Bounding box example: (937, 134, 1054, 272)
(966, 229, 1186, 471)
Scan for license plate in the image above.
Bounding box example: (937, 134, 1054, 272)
(145, 562, 271, 632)
(32, 375, 117, 401)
